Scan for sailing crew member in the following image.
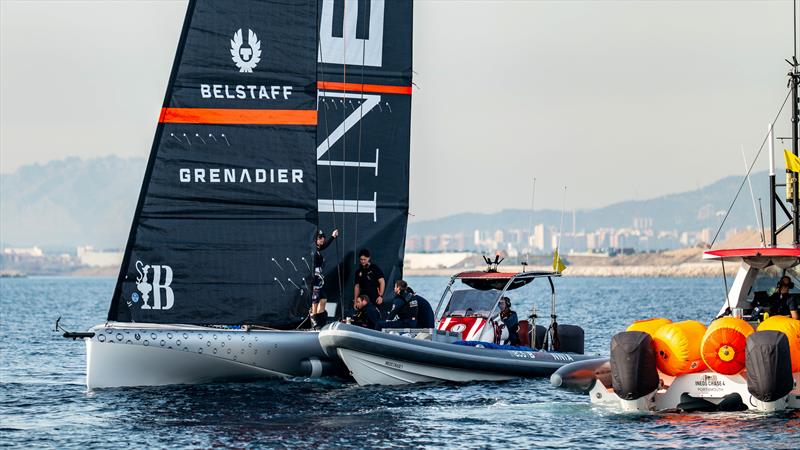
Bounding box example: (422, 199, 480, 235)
(351, 294, 381, 330)
(415, 295, 436, 329)
(498, 297, 521, 346)
(768, 276, 800, 320)
(383, 280, 419, 328)
(310, 228, 339, 330)
(353, 248, 386, 316)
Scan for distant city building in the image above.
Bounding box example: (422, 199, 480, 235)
(407, 219, 729, 255)
(2, 246, 43, 257)
(633, 217, 654, 230)
(76, 246, 123, 267)
(404, 252, 472, 270)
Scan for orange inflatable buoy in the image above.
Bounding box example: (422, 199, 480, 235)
(701, 317, 754, 375)
(653, 320, 707, 376)
(757, 316, 800, 372)
(626, 318, 672, 337)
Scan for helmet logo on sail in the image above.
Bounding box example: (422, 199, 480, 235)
(132, 260, 175, 311)
(230, 28, 261, 73)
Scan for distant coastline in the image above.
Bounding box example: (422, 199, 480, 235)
(405, 263, 722, 278)
(1, 263, 726, 279)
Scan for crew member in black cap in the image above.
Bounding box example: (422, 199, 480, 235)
(354, 248, 386, 317)
(310, 228, 338, 330)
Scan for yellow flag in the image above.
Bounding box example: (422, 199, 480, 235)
(553, 249, 567, 273)
(784, 149, 800, 173)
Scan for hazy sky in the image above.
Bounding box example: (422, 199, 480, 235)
(1, 0, 796, 221)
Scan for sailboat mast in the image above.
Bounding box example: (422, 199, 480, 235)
(792, 61, 800, 245)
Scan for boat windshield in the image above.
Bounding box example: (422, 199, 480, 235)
(436, 274, 557, 322)
(751, 265, 800, 296)
(442, 281, 501, 318)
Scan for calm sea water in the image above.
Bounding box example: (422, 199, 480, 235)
(1, 276, 798, 449)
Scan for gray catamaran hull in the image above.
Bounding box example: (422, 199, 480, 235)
(86, 323, 342, 389)
(319, 322, 605, 386)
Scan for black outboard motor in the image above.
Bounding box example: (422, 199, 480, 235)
(745, 330, 794, 403)
(610, 331, 659, 400)
(557, 325, 584, 354)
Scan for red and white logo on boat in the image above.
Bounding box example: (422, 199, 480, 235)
(438, 317, 487, 340)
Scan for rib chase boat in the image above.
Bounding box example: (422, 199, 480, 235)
(61, 0, 416, 388)
(319, 257, 606, 385)
(552, 58, 800, 413)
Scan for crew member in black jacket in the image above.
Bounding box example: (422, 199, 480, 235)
(768, 276, 800, 319)
(383, 280, 419, 328)
(351, 294, 381, 330)
(310, 228, 338, 330)
(354, 248, 386, 317)
(499, 297, 521, 346)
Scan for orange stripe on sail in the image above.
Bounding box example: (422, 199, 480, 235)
(317, 81, 412, 95)
(159, 108, 317, 125)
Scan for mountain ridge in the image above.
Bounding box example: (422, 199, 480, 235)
(0, 155, 770, 249)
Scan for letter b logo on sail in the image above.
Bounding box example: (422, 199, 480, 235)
(135, 262, 175, 311)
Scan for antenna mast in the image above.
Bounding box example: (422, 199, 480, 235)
(769, 1, 800, 246)
(792, 0, 800, 245)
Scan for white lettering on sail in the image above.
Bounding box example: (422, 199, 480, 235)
(135, 261, 175, 311)
(292, 169, 303, 183)
(199, 84, 293, 100)
(152, 265, 175, 310)
(316, 94, 380, 222)
(316, 92, 381, 159)
(255, 169, 267, 182)
(318, 0, 385, 67)
(178, 168, 305, 184)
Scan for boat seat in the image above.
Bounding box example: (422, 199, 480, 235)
(518, 320, 530, 348)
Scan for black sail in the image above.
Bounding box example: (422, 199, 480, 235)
(108, 0, 319, 327)
(316, 0, 413, 311)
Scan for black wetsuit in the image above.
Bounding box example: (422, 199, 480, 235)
(312, 235, 336, 301)
(500, 310, 521, 346)
(352, 302, 381, 330)
(315, 236, 336, 272)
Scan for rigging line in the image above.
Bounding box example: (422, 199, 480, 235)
(317, 19, 345, 317)
(721, 259, 731, 315)
(741, 146, 765, 246)
(557, 186, 567, 254)
(525, 178, 537, 265)
(710, 88, 792, 247)
(353, 0, 368, 270)
(340, 0, 348, 290)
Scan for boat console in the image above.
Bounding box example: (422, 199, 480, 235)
(433, 267, 585, 353)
